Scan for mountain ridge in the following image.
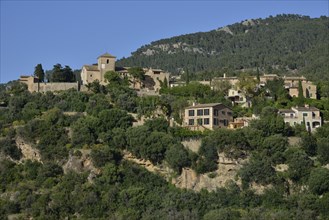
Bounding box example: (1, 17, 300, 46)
(117, 14, 329, 81)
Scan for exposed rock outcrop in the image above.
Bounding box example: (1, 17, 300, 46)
(63, 149, 100, 177)
(15, 136, 41, 163)
(216, 26, 234, 35)
(181, 139, 202, 153)
(174, 156, 243, 191)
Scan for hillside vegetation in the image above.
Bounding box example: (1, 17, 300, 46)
(1, 79, 329, 219)
(117, 14, 329, 81)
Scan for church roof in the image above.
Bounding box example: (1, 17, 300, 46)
(83, 65, 99, 71)
(98, 52, 116, 58)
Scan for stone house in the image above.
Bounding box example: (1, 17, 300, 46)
(212, 74, 239, 87)
(183, 103, 233, 131)
(283, 76, 317, 99)
(228, 116, 255, 129)
(227, 89, 251, 108)
(278, 105, 322, 132)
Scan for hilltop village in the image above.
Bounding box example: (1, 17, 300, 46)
(19, 52, 323, 133)
(0, 50, 327, 219)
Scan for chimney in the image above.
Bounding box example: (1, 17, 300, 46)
(192, 102, 196, 106)
(305, 104, 309, 108)
(223, 73, 226, 78)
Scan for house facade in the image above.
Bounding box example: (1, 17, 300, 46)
(285, 80, 317, 99)
(183, 103, 233, 131)
(278, 105, 322, 132)
(228, 116, 255, 129)
(227, 89, 251, 108)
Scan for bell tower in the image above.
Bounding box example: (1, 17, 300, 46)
(97, 52, 116, 82)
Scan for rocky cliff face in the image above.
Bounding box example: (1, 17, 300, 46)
(63, 149, 100, 183)
(15, 136, 41, 163)
(123, 150, 245, 192)
(173, 153, 243, 191)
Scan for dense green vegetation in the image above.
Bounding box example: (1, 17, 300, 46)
(118, 14, 329, 82)
(1, 74, 329, 219)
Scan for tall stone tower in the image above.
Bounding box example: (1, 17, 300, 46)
(97, 52, 116, 82)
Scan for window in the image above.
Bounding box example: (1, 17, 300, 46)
(197, 118, 203, 125)
(90, 74, 93, 78)
(204, 118, 209, 125)
(204, 109, 209, 115)
(290, 113, 294, 118)
(214, 109, 219, 116)
(197, 109, 203, 116)
(188, 110, 194, 116)
(222, 111, 226, 115)
(188, 119, 194, 125)
(303, 113, 308, 117)
(214, 118, 218, 125)
(227, 112, 232, 116)
(107, 59, 109, 64)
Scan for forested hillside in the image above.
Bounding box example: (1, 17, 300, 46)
(117, 14, 329, 81)
(1, 76, 329, 219)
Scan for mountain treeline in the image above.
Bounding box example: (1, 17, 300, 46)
(117, 14, 329, 81)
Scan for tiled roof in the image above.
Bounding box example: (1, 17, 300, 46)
(278, 109, 295, 113)
(98, 52, 116, 58)
(283, 76, 306, 80)
(83, 65, 99, 71)
(186, 103, 231, 110)
(294, 106, 319, 112)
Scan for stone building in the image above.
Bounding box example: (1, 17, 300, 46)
(212, 74, 239, 87)
(283, 76, 317, 99)
(227, 89, 251, 108)
(228, 116, 255, 129)
(19, 75, 39, 92)
(19, 52, 169, 93)
(278, 105, 322, 132)
(81, 53, 170, 93)
(183, 103, 233, 131)
(81, 52, 116, 85)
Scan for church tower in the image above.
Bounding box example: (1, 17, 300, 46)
(97, 52, 116, 82)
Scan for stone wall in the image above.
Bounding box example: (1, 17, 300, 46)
(32, 82, 79, 92)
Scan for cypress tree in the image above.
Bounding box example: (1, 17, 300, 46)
(34, 64, 45, 82)
(256, 67, 260, 83)
(297, 80, 305, 106)
(185, 69, 190, 85)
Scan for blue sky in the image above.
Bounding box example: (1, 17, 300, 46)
(1, 0, 328, 83)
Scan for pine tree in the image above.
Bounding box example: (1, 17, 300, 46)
(34, 64, 45, 82)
